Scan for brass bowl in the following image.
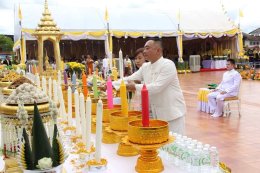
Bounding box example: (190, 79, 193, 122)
(2, 87, 13, 95)
(110, 111, 142, 131)
(128, 120, 169, 145)
(103, 104, 121, 122)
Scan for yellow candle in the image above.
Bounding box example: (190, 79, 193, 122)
(113, 59, 116, 67)
(120, 80, 128, 116)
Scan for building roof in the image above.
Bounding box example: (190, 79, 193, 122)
(249, 28, 260, 36)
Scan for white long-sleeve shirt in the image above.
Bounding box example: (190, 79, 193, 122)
(216, 69, 242, 96)
(113, 57, 186, 121)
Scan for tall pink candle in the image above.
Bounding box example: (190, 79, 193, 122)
(106, 77, 114, 109)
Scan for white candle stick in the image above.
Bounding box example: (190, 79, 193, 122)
(53, 80, 58, 102)
(74, 90, 81, 135)
(58, 86, 66, 120)
(58, 70, 61, 86)
(67, 86, 73, 126)
(48, 77, 52, 99)
(95, 99, 103, 162)
(79, 93, 86, 144)
(119, 49, 124, 79)
(85, 96, 92, 151)
(42, 76, 47, 94)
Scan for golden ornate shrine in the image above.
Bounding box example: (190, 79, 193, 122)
(32, 0, 63, 73)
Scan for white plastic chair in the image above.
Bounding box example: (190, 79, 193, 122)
(223, 82, 242, 117)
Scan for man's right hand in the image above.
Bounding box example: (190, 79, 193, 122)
(211, 89, 219, 92)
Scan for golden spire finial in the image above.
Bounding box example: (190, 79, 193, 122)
(44, 0, 48, 10)
(33, 0, 63, 35)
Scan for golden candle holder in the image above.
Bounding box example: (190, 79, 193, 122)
(91, 98, 107, 114)
(125, 120, 174, 173)
(87, 158, 107, 171)
(110, 111, 142, 131)
(103, 111, 141, 156)
(91, 117, 110, 134)
(117, 136, 139, 157)
(102, 126, 121, 144)
(102, 104, 121, 123)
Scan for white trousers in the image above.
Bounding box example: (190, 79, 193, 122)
(207, 91, 234, 115)
(168, 116, 185, 135)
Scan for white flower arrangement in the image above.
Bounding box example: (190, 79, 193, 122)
(36, 157, 53, 170)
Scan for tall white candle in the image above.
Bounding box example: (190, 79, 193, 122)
(42, 76, 47, 94)
(95, 99, 103, 162)
(74, 90, 81, 135)
(67, 86, 73, 126)
(58, 86, 66, 120)
(58, 70, 61, 86)
(85, 96, 92, 151)
(79, 93, 86, 144)
(119, 49, 124, 79)
(48, 77, 52, 99)
(53, 80, 58, 102)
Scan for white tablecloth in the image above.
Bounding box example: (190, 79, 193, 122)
(202, 60, 227, 69)
(197, 88, 212, 114)
(63, 142, 187, 173)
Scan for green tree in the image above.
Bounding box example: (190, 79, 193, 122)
(0, 35, 13, 51)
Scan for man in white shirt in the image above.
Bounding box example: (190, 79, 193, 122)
(124, 38, 186, 134)
(208, 59, 242, 118)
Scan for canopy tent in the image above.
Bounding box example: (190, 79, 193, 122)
(13, 0, 243, 65)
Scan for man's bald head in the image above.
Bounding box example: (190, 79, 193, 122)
(143, 38, 163, 63)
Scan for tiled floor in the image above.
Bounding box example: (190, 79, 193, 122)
(179, 71, 260, 173)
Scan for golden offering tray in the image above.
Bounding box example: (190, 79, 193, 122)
(2, 87, 13, 95)
(0, 102, 60, 115)
(0, 81, 11, 87)
(126, 120, 172, 173)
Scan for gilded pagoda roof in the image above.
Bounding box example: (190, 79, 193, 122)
(33, 0, 63, 35)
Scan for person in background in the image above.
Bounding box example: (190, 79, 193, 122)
(133, 48, 146, 71)
(207, 59, 242, 117)
(3, 56, 12, 66)
(86, 55, 94, 75)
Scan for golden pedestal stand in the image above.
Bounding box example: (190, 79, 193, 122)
(126, 120, 174, 173)
(103, 111, 142, 156)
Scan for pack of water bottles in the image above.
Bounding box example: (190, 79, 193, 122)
(160, 132, 221, 173)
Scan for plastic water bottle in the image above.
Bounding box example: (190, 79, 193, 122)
(191, 148, 201, 173)
(201, 147, 211, 173)
(210, 146, 219, 173)
(184, 145, 193, 172)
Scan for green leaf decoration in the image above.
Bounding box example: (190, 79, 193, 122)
(32, 102, 53, 168)
(21, 128, 34, 170)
